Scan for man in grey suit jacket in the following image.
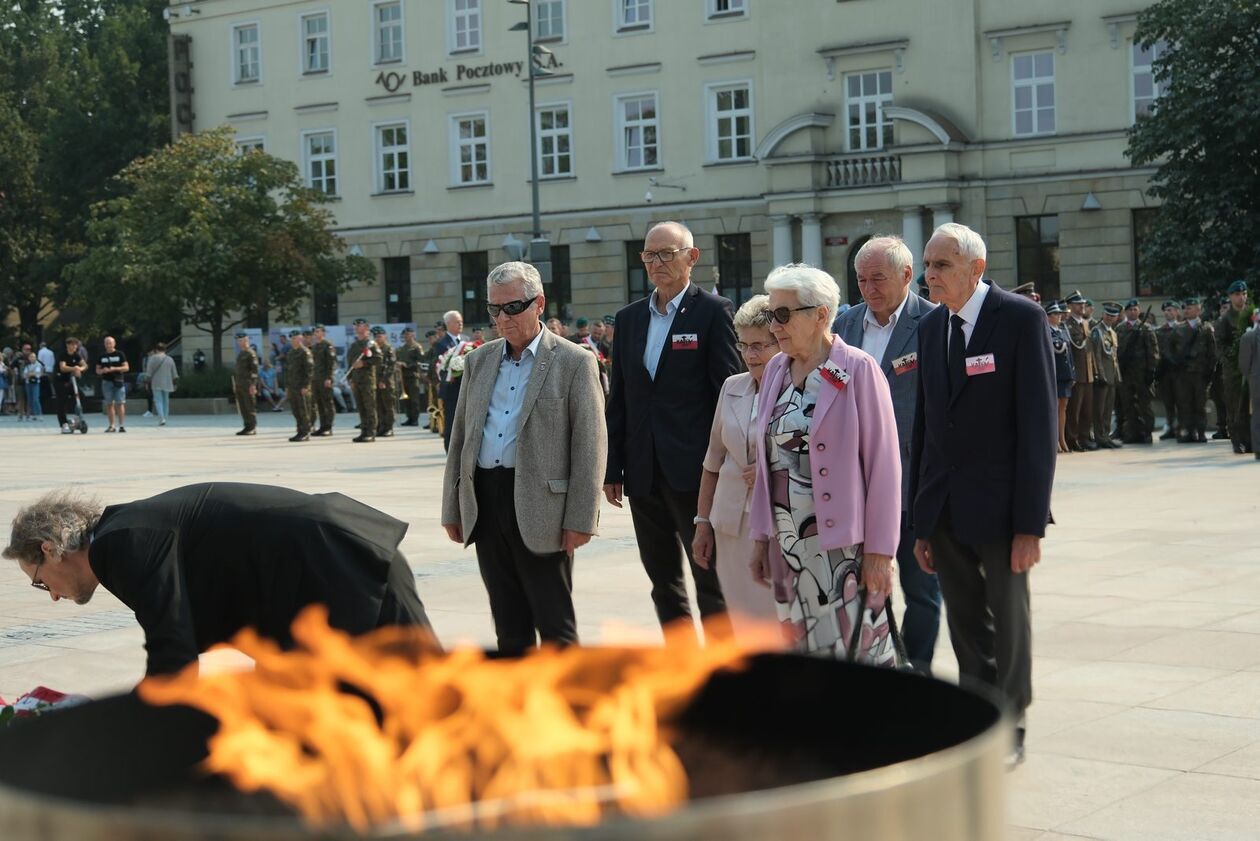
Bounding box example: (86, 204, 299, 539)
(441, 261, 607, 654)
(834, 235, 941, 670)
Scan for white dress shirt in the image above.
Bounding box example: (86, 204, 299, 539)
(643, 283, 690, 380)
(860, 294, 910, 365)
(477, 329, 545, 469)
(36, 347, 55, 379)
(948, 280, 991, 351)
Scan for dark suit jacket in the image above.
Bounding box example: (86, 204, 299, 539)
(88, 483, 409, 676)
(909, 282, 1057, 544)
(605, 283, 740, 496)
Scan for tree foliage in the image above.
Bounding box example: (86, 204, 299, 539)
(1126, 0, 1260, 296)
(70, 127, 376, 368)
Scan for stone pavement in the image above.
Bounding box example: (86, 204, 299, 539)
(0, 410, 1257, 840)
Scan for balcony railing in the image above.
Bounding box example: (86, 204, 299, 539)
(824, 154, 902, 188)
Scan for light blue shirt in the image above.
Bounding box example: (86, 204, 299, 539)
(643, 283, 690, 380)
(477, 329, 545, 469)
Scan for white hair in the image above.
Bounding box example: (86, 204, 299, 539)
(855, 235, 914, 278)
(764, 263, 841, 323)
(485, 261, 544, 299)
(733, 294, 773, 330)
(442, 310, 463, 325)
(645, 220, 694, 248)
(928, 222, 987, 263)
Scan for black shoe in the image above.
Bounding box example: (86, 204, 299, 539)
(354, 423, 362, 429)
(400, 420, 418, 427)
(118, 426, 126, 433)
(1235, 442, 1247, 454)
(1006, 727, 1026, 771)
(1160, 430, 1178, 440)
(377, 429, 394, 438)
(352, 433, 375, 443)
(312, 428, 332, 437)
(1212, 430, 1229, 440)
(1141, 434, 1154, 444)
(1103, 440, 1122, 449)
(1177, 435, 1194, 443)
(236, 427, 256, 436)
(1082, 441, 1100, 451)
(289, 433, 310, 442)
(1196, 431, 1208, 443)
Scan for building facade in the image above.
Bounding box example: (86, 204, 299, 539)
(166, 0, 1165, 359)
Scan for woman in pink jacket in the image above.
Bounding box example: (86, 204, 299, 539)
(749, 263, 903, 664)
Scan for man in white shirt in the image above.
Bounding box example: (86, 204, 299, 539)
(36, 343, 56, 412)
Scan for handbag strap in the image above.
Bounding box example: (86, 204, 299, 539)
(846, 593, 915, 672)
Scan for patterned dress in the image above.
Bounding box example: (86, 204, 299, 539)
(766, 368, 897, 665)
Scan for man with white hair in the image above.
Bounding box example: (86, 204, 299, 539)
(834, 235, 941, 671)
(438, 309, 468, 451)
(442, 262, 606, 653)
(909, 222, 1057, 767)
(604, 221, 741, 636)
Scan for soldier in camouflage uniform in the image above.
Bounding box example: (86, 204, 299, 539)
(1091, 303, 1124, 449)
(284, 330, 313, 442)
(1115, 298, 1159, 444)
(309, 324, 338, 437)
(347, 318, 379, 443)
(371, 326, 397, 438)
(232, 332, 259, 436)
(397, 327, 424, 427)
(1155, 301, 1182, 438)
(1171, 297, 1217, 443)
(422, 329, 442, 433)
(1218, 280, 1251, 454)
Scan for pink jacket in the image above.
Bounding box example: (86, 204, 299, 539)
(748, 336, 902, 557)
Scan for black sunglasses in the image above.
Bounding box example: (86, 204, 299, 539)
(764, 305, 818, 325)
(487, 296, 538, 319)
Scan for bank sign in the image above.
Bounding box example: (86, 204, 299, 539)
(374, 54, 563, 93)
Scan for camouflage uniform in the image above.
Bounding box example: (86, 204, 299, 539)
(372, 329, 397, 437)
(1171, 310, 1217, 442)
(310, 334, 338, 434)
(1115, 314, 1159, 442)
(285, 341, 313, 439)
(233, 340, 259, 433)
(347, 330, 379, 441)
(1155, 312, 1181, 436)
(397, 337, 425, 426)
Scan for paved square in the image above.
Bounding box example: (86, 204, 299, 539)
(0, 411, 1255, 839)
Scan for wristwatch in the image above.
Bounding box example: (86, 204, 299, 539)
(692, 515, 710, 526)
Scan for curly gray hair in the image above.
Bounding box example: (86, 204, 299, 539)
(2, 491, 102, 567)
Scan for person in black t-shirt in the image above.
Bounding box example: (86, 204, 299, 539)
(56, 337, 88, 431)
(95, 336, 129, 433)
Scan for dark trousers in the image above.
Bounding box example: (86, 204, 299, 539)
(1092, 381, 1117, 443)
(442, 379, 462, 451)
(1175, 371, 1208, 435)
(897, 517, 941, 670)
(1224, 368, 1251, 449)
(472, 467, 578, 655)
(376, 550, 438, 643)
(627, 459, 728, 636)
(929, 509, 1032, 717)
(1158, 374, 1178, 429)
(1066, 380, 1093, 446)
(1119, 375, 1155, 439)
(57, 384, 75, 425)
(1209, 368, 1228, 433)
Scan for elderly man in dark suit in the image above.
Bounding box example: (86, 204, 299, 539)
(437, 310, 468, 451)
(909, 222, 1057, 767)
(834, 235, 941, 671)
(604, 221, 741, 636)
(4, 484, 436, 678)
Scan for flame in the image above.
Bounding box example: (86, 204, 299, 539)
(139, 606, 752, 833)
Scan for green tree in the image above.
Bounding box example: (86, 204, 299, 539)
(1126, 0, 1260, 297)
(70, 127, 376, 367)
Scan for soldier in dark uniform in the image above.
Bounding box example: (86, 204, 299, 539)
(1171, 297, 1217, 443)
(309, 324, 338, 437)
(1091, 303, 1124, 449)
(598, 315, 615, 360)
(422, 329, 442, 433)
(1206, 295, 1231, 439)
(371, 326, 397, 438)
(1155, 301, 1182, 439)
(397, 327, 424, 427)
(232, 332, 259, 436)
(1116, 298, 1159, 444)
(347, 318, 379, 443)
(284, 329, 313, 442)
(1218, 280, 1252, 454)
(1064, 291, 1096, 451)
(1047, 300, 1075, 454)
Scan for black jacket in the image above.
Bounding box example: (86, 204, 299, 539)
(909, 283, 1057, 543)
(88, 483, 408, 676)
(605, 284, 740, 496)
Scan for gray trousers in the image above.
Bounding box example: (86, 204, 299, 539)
(929, 510, 1032, 717)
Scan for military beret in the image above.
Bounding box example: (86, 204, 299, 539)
(1162, 300, 1180, 310)
(1065, 291, 1086, 304)
(424, 330, 437, 338)
(288, 329, 302, 338)
(402, 326, 415, 334)
(1182, 296, 1200, 306)
(352, 318, 369, 325)
(1219, 296, 1229, 306)
(1103, 302, 1122, 316)
(1124, 299, 1140, 309)
(370, 325, 386, 335)
(603, 315, 615, 325)
(1044, 300, 1066, 315)
(301, 329, 313, 336)
(434, 321, 446, 329)
(1011, 281, 1037, 296)
(575, 317, 589, 328)
(234, 332, 249, 338)
(1084, 298, 1095, 307)
(1228, 280, 1248, 294)
(312, 323, 325, 331)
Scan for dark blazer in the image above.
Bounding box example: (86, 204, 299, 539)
(909, 282, 1057, 544)
(605, 283, 740, 496)
(88, 483, 409, 676)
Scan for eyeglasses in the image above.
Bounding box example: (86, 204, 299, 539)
(640, 248, 689, 264)
(735, 341, 779, 354)
(30, 571, 49, 592)
(487, 296, 538, 319)
(764, 305, 818, 325)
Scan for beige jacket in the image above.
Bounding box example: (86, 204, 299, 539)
(701, 372, 759, 537)
(441, 329, 607, 555)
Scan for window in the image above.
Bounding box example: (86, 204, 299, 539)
(373, 1, 403, 64)
(375, 122, 410, 193)
(450, 0, 481, 53)
(460, 251, 490, 325)
(845, 70, 893, 151)
(545, 245, 571, 320)
(716, 234, 753, 305)
(303, 130, 337, 195)
(301, 12, 329, 74)
(312, 283, 338, 325)
(451, 113, 490, 185)
(233, 23, 260, 84)
(617, 0, 652, 30)
(708, 82, 753, 161)
(236, 136, 265, 155)
(1132, 40, 1168, 120)
(626, 240, 648, 301)
(535, 0, 564, 40)
(1015, 215, 1060, 301)
(1132, 208, 1163, 297)
(708, 0, 746, 18)
(616, 93, 659, 171)
(1012, 52, 1055, 137)
(383, 257, 412, 323)
(536, 104, 572, 178)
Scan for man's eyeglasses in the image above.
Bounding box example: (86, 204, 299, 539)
(765, 305, 818, 325)
(735, 341, 779, 354)
(640, 248, 689, 264)
(486, 296, 538, 319)
(30, 571, 49, 592)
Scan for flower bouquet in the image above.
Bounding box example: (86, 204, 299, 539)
(437, 340, 483, 381)
(0, 686, 91, 727)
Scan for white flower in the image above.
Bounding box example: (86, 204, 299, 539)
(449, 354, 467, 374)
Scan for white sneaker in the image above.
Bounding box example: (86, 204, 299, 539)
(143, 411, 153, 418)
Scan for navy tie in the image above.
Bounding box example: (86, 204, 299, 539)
(948, 314, 966, 396)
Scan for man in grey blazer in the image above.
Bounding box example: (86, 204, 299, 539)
(834, 235, 941, 670)
(441, 261, 608, 653)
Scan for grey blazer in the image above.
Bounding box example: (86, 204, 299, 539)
(441, 329, 608, 555)
(834, 292, 937, 506)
